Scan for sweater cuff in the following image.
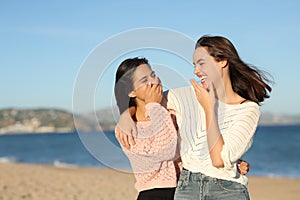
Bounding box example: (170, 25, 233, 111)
(220, 145, 238, 177)
(145, 102, 161, 109)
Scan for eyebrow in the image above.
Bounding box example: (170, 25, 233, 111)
(137, 71, 155, 82)
(138, 76, 147, 82)
(193, 58, 205, 66)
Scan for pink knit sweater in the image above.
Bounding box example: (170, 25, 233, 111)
(116, 103, 179, 192)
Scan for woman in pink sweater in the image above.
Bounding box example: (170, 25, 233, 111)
(114, 57, 180, 200)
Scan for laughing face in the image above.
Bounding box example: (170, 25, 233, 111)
(129, 64, 161, 101)
(193, 47, 225, 88)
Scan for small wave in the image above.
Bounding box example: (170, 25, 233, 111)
(0, 156, 18, 163)
(53, 160, 78, 168)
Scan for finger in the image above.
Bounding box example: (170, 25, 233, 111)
(190, 79, 203, 90)
(117, 126, 130, 149)
(128, 134, 136, 146)
(190, 79, 198, 91)
(115, 126, 125, 144)
(152, 82, 160, 90)
(239, 169, 247, 175)
(145, 82, 151, 92)
(149, 83, 162, 100)
(238, 162, 250, 175)
(152, 83, 161, 93)
(190, 78, 198, 87)
(237, 164, 244, 174)
(115, 127, 121, 142)
(132, 126, 138, 137)
(240, 166, 249, 174)
(149, 83, 157, 92)
(240, 160, 250, 168)
(154, 84, 162, 95)
(121, 133, 130, 149)
(190, 79, 203, 95)
(240, 165, 248, 171)
(158, 84, 163, 94)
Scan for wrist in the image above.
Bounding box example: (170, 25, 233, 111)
(204, 106, 215, 125)
(204, 105, 214, 115)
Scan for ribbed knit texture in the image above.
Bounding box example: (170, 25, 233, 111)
(165, 86, 260, 186)
(116, 102, 179, 192)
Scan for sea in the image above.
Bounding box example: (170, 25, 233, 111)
(0, 125, 300, 178)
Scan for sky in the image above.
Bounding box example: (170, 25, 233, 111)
(1, 0, 300, 115)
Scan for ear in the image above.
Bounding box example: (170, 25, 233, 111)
(128, 91, 136, 98)
(219, 59, 228, 68)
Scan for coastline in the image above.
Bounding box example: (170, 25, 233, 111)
(0, 163, 299, 200)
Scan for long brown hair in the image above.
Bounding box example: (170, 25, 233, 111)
(196, 35, 272, 104)
(114, 57, 149, 114)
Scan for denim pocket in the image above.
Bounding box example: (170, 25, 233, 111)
(176, 170, 189, 190)
(215, 179, 247, 192)
(176, 179, 184, 190)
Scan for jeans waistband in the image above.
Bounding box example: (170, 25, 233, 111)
(181, 168, 219, 182)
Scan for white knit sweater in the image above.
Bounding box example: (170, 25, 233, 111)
(164, 86, 260, 186)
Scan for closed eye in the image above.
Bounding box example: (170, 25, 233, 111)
(151, 71, 156, 77)
(140, 78, 147, 83)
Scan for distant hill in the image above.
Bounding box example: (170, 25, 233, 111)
(259, 112, 300, 126)
(73, 108, 118, 132)
(0, 108, 118, 134)
(0, 108, 299, 134)
(0, 108, 75, 134)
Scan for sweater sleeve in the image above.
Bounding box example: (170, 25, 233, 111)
(220, 103, 260, 170)
(129, 102, 178, 162)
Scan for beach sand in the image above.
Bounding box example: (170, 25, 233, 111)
(0, 163, 299, 200)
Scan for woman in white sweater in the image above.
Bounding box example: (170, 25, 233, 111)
(116, 35, 271, 199)
(171, 35, 272, 199)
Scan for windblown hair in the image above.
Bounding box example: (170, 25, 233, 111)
(114, 57, 149, 114)
(196, 35, 272, 104)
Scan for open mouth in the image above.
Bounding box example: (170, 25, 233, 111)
(199, 75, 208, 83)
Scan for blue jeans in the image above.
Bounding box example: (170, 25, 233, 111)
(174, 168, 250, 200)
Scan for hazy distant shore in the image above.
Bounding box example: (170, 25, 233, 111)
(1, 108, 300, 135)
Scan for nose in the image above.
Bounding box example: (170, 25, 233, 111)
(194, 67, 206, 78)
(194, 66, 202, 76)
(149, 76, 160, 84)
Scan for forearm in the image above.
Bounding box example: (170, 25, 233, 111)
(207, 104, 259, 169)
(117, 107, 137, 148)
(206, 109, 224, 168)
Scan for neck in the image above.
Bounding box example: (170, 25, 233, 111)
(215, 74, 241, 104)
(135, 101, 148, 122)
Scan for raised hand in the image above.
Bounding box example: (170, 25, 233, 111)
(190, 78, 215, 113)
(145, 83, 162, 104)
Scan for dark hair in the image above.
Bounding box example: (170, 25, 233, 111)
(114, 57, 149, 114)
(196, 35, 272, 104)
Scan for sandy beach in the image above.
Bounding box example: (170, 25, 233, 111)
(0, 163, 299, 200)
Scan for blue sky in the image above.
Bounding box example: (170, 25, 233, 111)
(1, 0, 300, 114)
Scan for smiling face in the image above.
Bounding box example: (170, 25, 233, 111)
(128, 64, 160, 101)
(193, 47, 226, 86)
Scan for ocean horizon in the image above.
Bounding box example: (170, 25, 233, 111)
(0, 125, 299, 178)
